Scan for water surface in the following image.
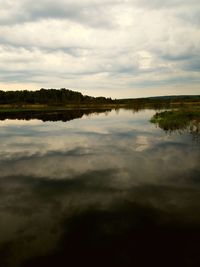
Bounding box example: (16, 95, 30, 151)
(0, 109, 200, 267)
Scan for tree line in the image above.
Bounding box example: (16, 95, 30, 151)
(0, 88, 199, 107)
(0, 88, 114, 105)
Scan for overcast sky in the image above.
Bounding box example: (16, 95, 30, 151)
(0, 0, 199, 98)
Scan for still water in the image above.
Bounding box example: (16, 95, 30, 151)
(0, 108, 200, 267)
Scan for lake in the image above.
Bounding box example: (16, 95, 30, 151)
(0, 108, 200, 267)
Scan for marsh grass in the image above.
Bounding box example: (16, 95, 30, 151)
(150, 108, 200, 135)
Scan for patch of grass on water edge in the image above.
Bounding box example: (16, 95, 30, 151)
(150, 108, 200, 132)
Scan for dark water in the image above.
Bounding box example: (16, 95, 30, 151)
(0, 109, 200, 267)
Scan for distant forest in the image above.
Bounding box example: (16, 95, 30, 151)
(0, 88, 199, 107)
(0, 88, 113, 105)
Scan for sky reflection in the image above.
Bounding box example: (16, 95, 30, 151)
(0, 109, 200, 267)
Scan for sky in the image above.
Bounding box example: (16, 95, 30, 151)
(0, 0, 200, 98)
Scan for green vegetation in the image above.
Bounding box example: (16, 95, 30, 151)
(150, 108, 200, 135)
(0, 88, 199, 111)
(0, 89, 200, 127)
(118, 95, 200, 108)
(0, 88, 114, 106)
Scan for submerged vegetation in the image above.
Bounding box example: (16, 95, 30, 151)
(151, 108, 200, 136)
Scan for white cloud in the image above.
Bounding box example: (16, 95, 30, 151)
(0, 0, 199, 97)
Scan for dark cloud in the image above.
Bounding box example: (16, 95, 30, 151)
(0, 0, 119, 28)
(183, 59, 200, 72)
(132, 0, 199, 9)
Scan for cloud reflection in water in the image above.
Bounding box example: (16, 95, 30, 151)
(0, 109, 200, 267)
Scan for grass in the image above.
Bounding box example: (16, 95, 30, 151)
(0, 103, 127, 113)
(150, 108, 200, 134)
